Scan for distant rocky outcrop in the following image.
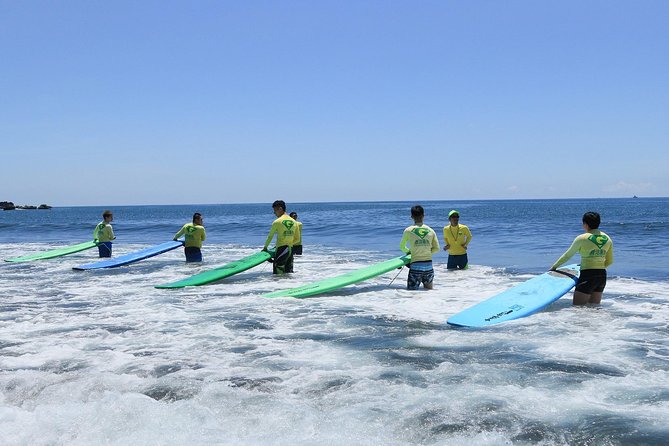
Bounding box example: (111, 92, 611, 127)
(2, 201, 52, 210)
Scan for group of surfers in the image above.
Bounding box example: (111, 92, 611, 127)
(92, 201, 613, 305)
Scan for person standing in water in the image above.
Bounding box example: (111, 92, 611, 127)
(443, 210, 472, 269)
(173, 212, 206, 262)
(263, 200, 297, 274)
(289, 211, 303, 256)
(551, 211, 614, 305)
(400, 205, 440, 290)
(94, 210, 116, 258)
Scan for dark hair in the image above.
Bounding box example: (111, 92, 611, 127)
(289, 212, 297, 219)
(411, 205, 424, 219)
(272, 200, 286, 211)
(193, 212, 202, 223)
(102, 210, 113, 219)
(582, 211, 601, 229)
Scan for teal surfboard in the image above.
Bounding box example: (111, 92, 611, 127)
(155, 249, 275, 289)
(4, 241, 99, 263)
(446, 264, 580, 327)
(263, 254, 411, 298)
(73, 241, 183, 270)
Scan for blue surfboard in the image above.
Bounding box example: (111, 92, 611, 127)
(447, 264, 580, 327)
(72, 241, 183, 270)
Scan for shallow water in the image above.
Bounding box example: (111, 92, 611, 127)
(1, 199, 668, 445)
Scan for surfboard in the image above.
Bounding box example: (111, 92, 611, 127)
(263, 254, 411, 298)
(4, 241, 99, 263)
(72, 241, 183, 270)
(446, 264, 580, 327)
(154, 249, 275, 289)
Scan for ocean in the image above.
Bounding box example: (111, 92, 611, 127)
(1, 198, 667, 445)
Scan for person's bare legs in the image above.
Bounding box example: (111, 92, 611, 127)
(572, 291, 591, 305)
(589, 291, 603, 304)
(424, 282, 433, 290)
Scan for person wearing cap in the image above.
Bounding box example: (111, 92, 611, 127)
(289, 211, 303, 256)
(400, 205, 440, 290)
(443, 210, 472, 269)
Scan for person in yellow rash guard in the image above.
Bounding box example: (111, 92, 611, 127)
(442, 210, 472, 269)
(173, 213, 206, 262)
(551, 211, 613, 305)
(289, 211, 303, 255)
(93, 210, 115, 258)
(400, 205, 440, 290)
(263, 200, 296, 274)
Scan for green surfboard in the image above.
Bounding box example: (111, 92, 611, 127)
(155, 249, 275, 289)
(263, 254, 411, 298)
(4, 241, 99, 263)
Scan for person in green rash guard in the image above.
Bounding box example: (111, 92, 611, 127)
(289, 211, 303, 256)
(173, 213, 206, 262)
(443, 210, 472, 269)
(94, 210, 116, 257)
(551, 211, 614, 305)
(400, 205, 440, 290)
(263, 200, 297, 274)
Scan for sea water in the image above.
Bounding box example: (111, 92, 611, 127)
(0, 198, 667, 445)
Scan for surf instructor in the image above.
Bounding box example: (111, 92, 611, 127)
(173, 213, 206, 262)
(94, 210, 116, 257)
(263, 200, 297, 274)
(443, 210, 472, 269)
(400, 205, 440, 290)
(551, 211, 614, 305)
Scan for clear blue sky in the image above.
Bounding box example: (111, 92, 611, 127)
(1, 1, 667, 206)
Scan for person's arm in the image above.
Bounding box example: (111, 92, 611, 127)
(551, 237, 580, 270)
(442, 227, 450, 251)
(108, 225, 116, 240)
(173, 225, 186, 241)
(462, 226, 472, 248)
(605, 242, 613, 268)
(399, 230, 410, 254)
(263, 223, 277, 250)
(431, 230, 440, 254)
(200, 227, 206, 242)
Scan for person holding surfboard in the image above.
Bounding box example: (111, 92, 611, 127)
(173, 213, 206, 262)
(263, 200, 297, 274)
(93, 210, 116, 257)
(289, 212, 303, 256)
(551, 211, 614, 305)
(443, 210, 472, 269)
(400, 205, 440, 290)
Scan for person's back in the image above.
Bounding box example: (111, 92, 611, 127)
(400, 205, 440, 290)
(263, 200, 296, 274)
(174, 213, 206, 262)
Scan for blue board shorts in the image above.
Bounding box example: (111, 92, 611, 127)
(576, 269, 607, 294)
(447, 254, 468, 270)
(185, 247, 202, 262)
(98, 242, 112, 258)
(407, 261, 434, 290)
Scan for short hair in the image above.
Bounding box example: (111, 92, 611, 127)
(272, 200, 286, 211)
(102, 210, 113, 219)
(411, 205, 424, 219)
(289, 212, 297, 219)
(193, 212, 202, 223)
(582, 211, 601, 229)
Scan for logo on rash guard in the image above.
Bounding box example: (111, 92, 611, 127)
(186, 225, 199, 234)
(412, 228, 430, 239)
(282, 220, 295, 230)
(588, 234, 608, 249)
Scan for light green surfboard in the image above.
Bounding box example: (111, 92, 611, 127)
(263, 254, 411, 298)
(4, 241, 99, 263)
(155, 249, 275, 289)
